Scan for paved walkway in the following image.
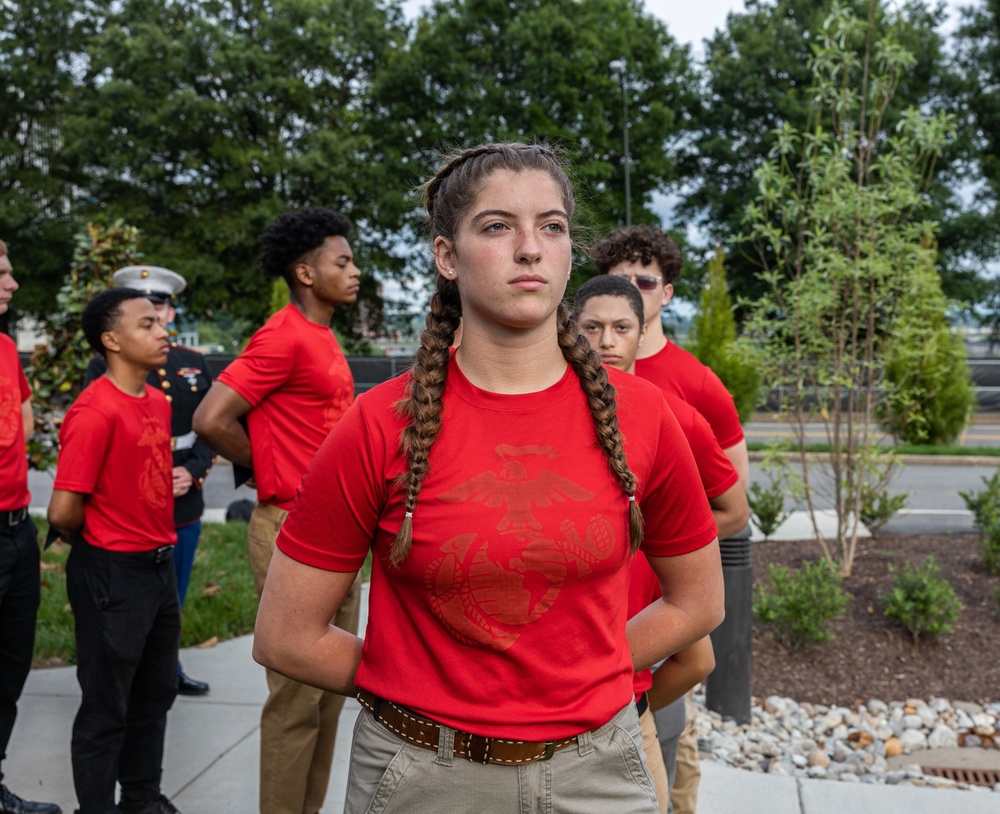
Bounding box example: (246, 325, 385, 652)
(6, 584, 997, 813)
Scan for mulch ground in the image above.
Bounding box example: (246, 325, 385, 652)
(751, 533, 1000, 707)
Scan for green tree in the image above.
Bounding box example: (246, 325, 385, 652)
(63, 0, 407, 333)
(878, 237, 974, 445)
(682, 0, 975, 310)
(367, 0, 699, 254)
(687, 247, 760, 422)
(28, 222, 143, 470)
(0, 0, 97, 320)
(953, 0, 1000, 332)
(739, 2, 954, 575)
(954, 0, 1000, 211)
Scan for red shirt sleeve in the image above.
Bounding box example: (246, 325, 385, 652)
(670, 396, 739, 499)
(53, 405, 111, 494)
(277, 394, 387, 572)
(610, 371, 718, 558)
(217, 322, 292, 407)
(694, 365, 745, 450)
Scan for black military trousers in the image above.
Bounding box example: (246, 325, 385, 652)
(0, 514, 40, 780)
(66, 540, 180, 814)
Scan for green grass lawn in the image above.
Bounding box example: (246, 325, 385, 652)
(35, 536, 74, 667)
(34, 520, 259, 666)
(34, 519, 372, 667)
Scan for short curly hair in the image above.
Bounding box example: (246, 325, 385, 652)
(590, 224, 682, 285)
(81, 288, 148, 357)
(573, 274, 645, 326)
(259, 207, 353, 282)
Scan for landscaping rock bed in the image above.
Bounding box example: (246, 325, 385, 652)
(695, 532, 1000, 791)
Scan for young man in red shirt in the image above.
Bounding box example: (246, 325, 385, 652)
(193, 207, 361, 814)
(592, 224, 749, 490)
(575, 274, 748, 813)
(591, 230, 753, 814)
(0, 239, 61, 814)
(48, 288, 181, 814)
(84, 265, 215, 697)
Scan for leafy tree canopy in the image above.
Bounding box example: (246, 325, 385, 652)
(680, 0, 975, 308)
(4, 0, 999, 343)
(62, 0, 408, 329)
(952, 0, 1000, 282)
(0, 0, 95, 318)
(368, 0, 699, 266)
(739, 2, 955, 574)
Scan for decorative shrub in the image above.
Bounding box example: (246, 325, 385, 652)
(881, 556, 961, 643)
(748, 480, 791, 539)
(687, 248, 761, 423)
(753, 560, 852, 649)
(959, 469, 1000, 529)
(878, 251, 974, 445)
(27, 222, 143, 470)
(959, 469, 1000, 575)
(859, 487, 908, 535)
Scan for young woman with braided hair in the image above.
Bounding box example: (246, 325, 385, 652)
(253, 142, 724, 813)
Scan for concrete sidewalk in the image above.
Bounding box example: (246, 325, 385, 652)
(6, 585, 997, 814)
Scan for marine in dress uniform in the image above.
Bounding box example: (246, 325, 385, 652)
(84, 266, 214, 696)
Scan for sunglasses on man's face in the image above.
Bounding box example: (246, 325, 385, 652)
(614, 274, 661, 292)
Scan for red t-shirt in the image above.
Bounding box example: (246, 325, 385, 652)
(628, 392, 737, 698)
(54, 376, 175, 552)
(0, 333, 31, 510)
(278, 358, 717, 740)
(217, 304, 354, 509)
(636, 342, 744, 449)
(663, 392, 738, 500)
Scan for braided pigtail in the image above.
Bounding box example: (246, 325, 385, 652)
(390, 275, 462, 566)
(555, 302, 644, 553)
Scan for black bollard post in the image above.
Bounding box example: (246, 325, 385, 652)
(705, 526, 753, 724)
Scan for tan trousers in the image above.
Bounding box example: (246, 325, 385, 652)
(248, 502, 362, 814)
(639, 706, 670, 814)
(670, 694, 701, 814)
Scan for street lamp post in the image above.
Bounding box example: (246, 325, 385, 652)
(609, 58, 631, 226)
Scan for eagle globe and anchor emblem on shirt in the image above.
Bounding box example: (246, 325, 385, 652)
(137, 416, 172, 510)
(424, 444, 617, 652)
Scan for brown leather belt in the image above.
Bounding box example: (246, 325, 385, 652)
(357, 690, 577, 766)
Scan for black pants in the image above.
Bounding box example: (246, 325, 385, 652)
(66, 540, 180, 814)
(0, 514, 40, 781)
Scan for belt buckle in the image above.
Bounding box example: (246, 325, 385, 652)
(154, 545, 173, 563)
(7, 507, 27, 526)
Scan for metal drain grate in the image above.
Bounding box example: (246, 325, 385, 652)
(922, 765, 1000, 788)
